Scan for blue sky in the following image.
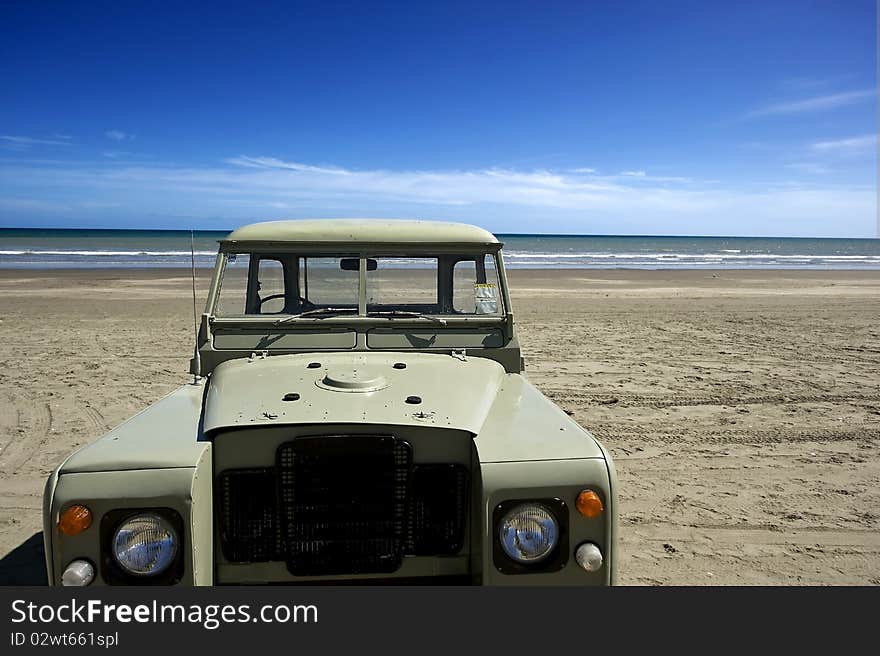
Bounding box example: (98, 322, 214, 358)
(0, 1, 877, 236)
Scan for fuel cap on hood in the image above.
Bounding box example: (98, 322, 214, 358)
(315, 366, 390, 393)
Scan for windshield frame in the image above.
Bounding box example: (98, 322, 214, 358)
(207, 246, 511, 325)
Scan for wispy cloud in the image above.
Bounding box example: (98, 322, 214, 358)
(784, 162, 832, 175)
(78, 201, 122, 209)
(225, 155, 350, 175)
(102, 150, 137, 159)
(0, 156, 874, 235)
(0, 197, 73, 212)
(613, 170, 696, 184)
(780, 76, 853, 92)
(105, 129, 135, 141)
(1, 156, 720, 214)
(810, 134, 877, 155)
(747, 89, 875, 118)
(0, 135, 73, 149)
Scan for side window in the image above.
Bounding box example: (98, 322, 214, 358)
(452, 260, 477, 313)
(257, 258, 286, 314)
(452, 255, 501, 315)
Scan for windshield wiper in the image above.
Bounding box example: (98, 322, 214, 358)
(274, 307, 357, 325)
(367, 310, 447, 326)
(274, 308, 447, 326)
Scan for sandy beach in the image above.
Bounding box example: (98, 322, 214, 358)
(0, 267, 878, 585)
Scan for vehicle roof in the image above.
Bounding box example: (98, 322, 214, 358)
(221, 219, 501, 247)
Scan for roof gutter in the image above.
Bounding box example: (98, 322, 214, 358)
(218, 240, 504, 253)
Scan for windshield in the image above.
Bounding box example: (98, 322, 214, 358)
(214, 252, 503, 318)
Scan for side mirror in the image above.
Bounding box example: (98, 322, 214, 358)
(340, 258, 378, 271)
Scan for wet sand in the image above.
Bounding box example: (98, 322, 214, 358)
(1, 268, 878, 584)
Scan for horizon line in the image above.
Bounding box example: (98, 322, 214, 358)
(0, 225, 878, 241)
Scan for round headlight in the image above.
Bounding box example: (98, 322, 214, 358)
(112, 513, 178, 576)
(498, 503, 559, 563)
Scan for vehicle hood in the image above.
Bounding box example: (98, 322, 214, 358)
(57, 353, 605, 475)
(203, 352, 507, 434)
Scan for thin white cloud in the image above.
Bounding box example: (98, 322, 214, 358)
(105, 130, 135, 141)
(614, 170, 695, 184)
(0, 156, 719, 213)
(747, 89, 875, 117)
(780, 76, 853, 91)
(810, 134, 877, 155)
(78, 201, 122, 208)
(0, 156, 875, 236)
(0, 197, 72, 212)
(225, 155, 350, 175)
(784, 162, 832, 175)
(569, 167, 597, 174)
(103, 151, 138, 159)
(0, 135, 73, 148)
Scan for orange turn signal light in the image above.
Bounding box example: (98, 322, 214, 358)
(576, 490, 604, 518)
(58, 505, 92, 536)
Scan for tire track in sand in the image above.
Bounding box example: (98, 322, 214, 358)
(544, 390, 880, 409)
(3, 398, 51, 474)
(0, 390, 21, 463)
(594, 425, 878, 446)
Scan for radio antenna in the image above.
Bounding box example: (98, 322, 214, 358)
(190, 229, 201, 383)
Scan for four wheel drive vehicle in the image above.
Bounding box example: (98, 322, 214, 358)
(43, 219, 618, 586)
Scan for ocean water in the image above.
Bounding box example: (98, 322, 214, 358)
(0, 228, 878, 269)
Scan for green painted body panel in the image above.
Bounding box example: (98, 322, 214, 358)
(201, 351, 604, 461)
(365, 327, 505, 349)
(49, 464, 212, 586)
(203, 352, 506, 435)
(212, 327, 358, 350)
(474, 373, 605, 462)
(42, 219, 618, 586)
(479, 459, 612, 585)
(60, 383, 207, 474)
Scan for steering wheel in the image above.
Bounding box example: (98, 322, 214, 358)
(257, 293, 286, 308)
(257, 294, 317, 312)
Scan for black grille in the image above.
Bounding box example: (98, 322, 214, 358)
(219, 469, 280, 562)
(406, 465, 469, 555)
(218, 436, 470, 575)
(278, 436, 412, 576)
